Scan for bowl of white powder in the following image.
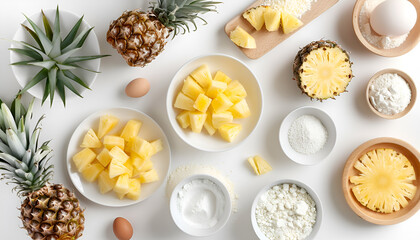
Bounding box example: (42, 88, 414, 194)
(169, 174, 232, 236)
(251, 179, 323, 240)
(279, 106, 337, 165)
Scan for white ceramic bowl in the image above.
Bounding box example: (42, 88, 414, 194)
(170, 174, 232, 237)
(279, 106, 336, 165)
(66, 108, 171, 207)
(166, 54, 263, 152)
(10, 9, 101, 99)
(251, 179, 323, 240)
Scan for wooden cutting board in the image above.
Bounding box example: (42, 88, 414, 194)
(224, 0, 339, 59)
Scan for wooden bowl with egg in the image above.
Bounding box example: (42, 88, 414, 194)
(353, 0, 420, 57)
(342, 137, 420, 225)
(365, 68, 416, 119)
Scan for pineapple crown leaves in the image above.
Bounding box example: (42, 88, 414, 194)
(0, 95, 53, 196)
(9, 6, 110, 107)
(150, 0, 222, 37)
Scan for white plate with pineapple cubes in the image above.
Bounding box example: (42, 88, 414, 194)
(167, 54, 263, 152)
(67, 108, 171, 207)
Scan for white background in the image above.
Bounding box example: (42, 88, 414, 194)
(1, 0, 420, 239)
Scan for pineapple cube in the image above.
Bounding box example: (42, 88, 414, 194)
(206, 80, 227, 99)
(108, 159, 130, 179)
(126, 179, 142, 200)
(131, 156, 145, 170)
(124, 160, 134, 177)
(281, 12, 303, 34)
(174, 92, 195, 111)
(189, 112, 207, 133)
(264, 7, 281, 31)
(218, 123, 242, 142)
(203, 114, 216, 136)
(214, 71, 232, 84)
(132, 159, 154, 177)
(98, 115, 119, 139)
(115, 191, 126, 200)
(248, 155, 272, 175)
(182, 76, 205, 100)
(229, 26, 256, 49)
(82, 163, 104, 182)
(242, 6, 266, 31)
(224, 80, 247, 103)
(212, 111, 233, 129)
(211, 93, 234, 113)
(97, 170, 117, 194)
(103, 136, 125, 150)
(120, 120, 142, 142)
(113, 173, 130, 196)
(151, 139, 163, 155)
(139, 169, 159, 183)
(109, 146, 129, 164)
(190, 64, 212, 89)
(131, 137, 154, 160)
(80, 129, 102, 149)
(97, 148, 112, 167)
(229, 99, 251, 118)
(176, 111, 191, 129)
(193, 93, 212, 113)
(72, 148, 96, 172)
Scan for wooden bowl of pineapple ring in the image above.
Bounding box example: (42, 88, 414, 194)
(365, 69, 417, 120)
(342, 137, 420, 225)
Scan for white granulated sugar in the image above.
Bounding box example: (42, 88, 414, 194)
(288, 115, 327, 155)
(255, 183, 317, 240)
(359, 0, 408, 49)
(264, 0, 317, 18)
(369, 73, 411, 115)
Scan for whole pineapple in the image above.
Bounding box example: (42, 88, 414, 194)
(106, 0, 220, 67)
(0, 96, 84, 239)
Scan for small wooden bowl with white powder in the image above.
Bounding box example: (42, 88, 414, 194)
(366, 69, 416, 119)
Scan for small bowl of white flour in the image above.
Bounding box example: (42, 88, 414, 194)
(251, 179, 323, 240)
(279, 106, 337, 165)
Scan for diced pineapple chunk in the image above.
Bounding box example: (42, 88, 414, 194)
(248, 155, 272, 175)
(224, 80, 247, 103)
(82, 163, 104, 182)
(139, 169, 159, 183)
(98, 115, 119, 139)
(133, 159, 154, 177)
(174, 92, 195, 111)
(229, 99, 251, 118)
(218, 123, 242, 142)
(103, 136, 125, 150)
(190, 65, 212, 89)
(211, 93, 234, 113)
(120, 120, 142, 142)
(97, 148, 112, 167)
(176, 111, 191, 129)
(131, 137, 154, 160)
(108, 159, 130, 179)
(109, 146, 129, 164)
(281, 12, 303, 34)
(206, 80, 228, 99)
(73, 148, 96, 172)
(80, 129, 102, 149)
(229, 26, 256, 49)
(126, 179, 141, 200)
(189, 112, 207, 133)
(98, 170, 117, 194)
(264, 7, 281, 31)
(214, 71, 232, 84)
(193, 93, 212, 113)
(182, 76, 205, 100)
(124, 160, 134, 177)
(114, 173, 130, 197)
(204, 114, 216, 136)
(131, 156, 146, 170)
(115, 191, 126, 200)
(151, 139, 163, 155)
(212, 111, 233, 129)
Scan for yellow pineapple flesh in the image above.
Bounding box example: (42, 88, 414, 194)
(108, 159, 130, 179)
(189, 112, 207, 133)
(139, 169, 159, 183)
(114, 173, 130, 198)
(130, 137, 154, 160)
(254, 155, 272, 175)
(281, 12, 303, 34)
(174, 92, 195, 111)
(123, 160, 134, 177)
(103, 136, 125, 150)
(176, 111, 191, 129)
(242, 6, 266, 31)
(190, 65, 212, 89)
(211, 93, 233, 113)
(98, 170, 117, 194)
(120, 120, 142, 142)
(150, 139, 163, 155)
(264, 7, 281, 31)
(126, 179, 141, 200)
(72, 148, 96, 172)
(182, 76, 204, 100)
(97, 148, 112, 167)
(80, 129, 102, 148)
(224, 80, 247, 103)
(213, 71, 232, 84)
(98, 115, 119, 139)
(82, 163, 104, 182)
(229, 99, 251, 119)
(203, 113, 216, 136)
(218, 123, 242, 142)
(206, 80, 227, 99)
(109, 146, 129, 164)
(193, 93, 212, 113)
(212, 111, 233, 129)
(229, 26, 256, 49)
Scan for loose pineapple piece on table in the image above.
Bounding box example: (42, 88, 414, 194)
(204, 113, 216, 136)
(82, 163, 104, 182)
(131, 137, 154, 160)
(98, 115, 119, 139)
(73, 148, 96, 172)
(190, 65, 212, 89)
(151, 139, 163, 155)
(211, 93, 234, 113)
(80, 129, 102, 148)
(248, 155, 272, 175)
(98, 170, 117, 194)
(104, 136, 125, 150)
(229, 99, 251, 119)
(224, 80, 247, 103)
(229, 26, 256, 49)
(126, 179, 142, 200)
(97, 148, 112, 167)
(213, 71, 232, 84)
(193, 93, 212, 113)
(139, 169, 159, 183)
(109, 146, 129, 164)
(218, 123, 242, 142)
(212, 111, 234, 129)
(264, 7, 281, 31)
(174, 92, 195, 111)
(281, 12, 303, 34)
(206, 80, 227, 99)
(114, 173, 130, 199)
(242, 6, 266, 31)
(108, 159, 130, 179)
(182, 76, 204, 100)
(120, 120, 142, 142)
(177, 111, 191, 129)
(189, 112, 207, 133)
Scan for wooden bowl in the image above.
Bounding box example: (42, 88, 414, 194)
(342, 137, 420, 225)
(353, 0, 420, 57)
(366, 69, 416, 119)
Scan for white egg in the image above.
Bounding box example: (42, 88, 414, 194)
(370, 0, 417, 36)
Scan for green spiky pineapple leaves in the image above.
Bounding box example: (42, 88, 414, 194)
(10, 6, 109, 106)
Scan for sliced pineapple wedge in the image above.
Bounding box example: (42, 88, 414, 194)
(264, 7, 281, 31)
(281, 12, 303, 34)
(243, 6, 266, 31)
(229, 26, 256, 49)
(80, 129, 102, 149)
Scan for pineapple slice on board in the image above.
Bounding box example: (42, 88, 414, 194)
(80, 129, 102, 148)
(281, 12, 303, 34)
(264, 7, 281, 31)
(229, 26, 256, 49)
(98, 115, 119, 139)
(242, 6, 266, 31)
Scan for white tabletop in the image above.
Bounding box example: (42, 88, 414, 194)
(1, 0, 420, 239)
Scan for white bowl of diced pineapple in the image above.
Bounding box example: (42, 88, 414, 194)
(67, 108, 171, 207)
(166, 54, 263, 152)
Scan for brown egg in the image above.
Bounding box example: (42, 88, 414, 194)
(113, 217, 133, 240)
(125, 78, 150, 98)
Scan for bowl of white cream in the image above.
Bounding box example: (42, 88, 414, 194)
(169, 174, 232, 236)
